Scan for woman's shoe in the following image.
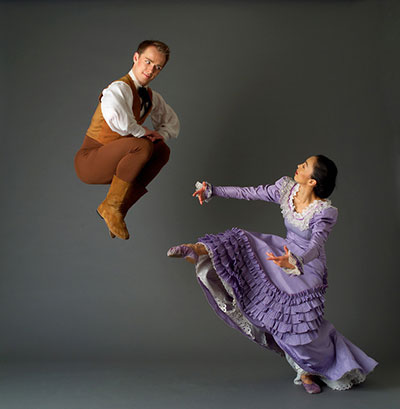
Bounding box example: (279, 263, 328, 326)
(301, 380, 321, 394)
(167, 245, 199, 264)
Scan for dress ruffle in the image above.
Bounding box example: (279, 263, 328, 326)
(199, 228, 327, 346)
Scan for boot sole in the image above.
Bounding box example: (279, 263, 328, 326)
(96, 209, 126, 240)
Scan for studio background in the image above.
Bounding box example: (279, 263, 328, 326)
(1, 0, 398, 385)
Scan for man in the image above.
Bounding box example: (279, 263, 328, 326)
(75, 40, 179, 240)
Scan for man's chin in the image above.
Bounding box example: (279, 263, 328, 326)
(140, 75, 152, 85)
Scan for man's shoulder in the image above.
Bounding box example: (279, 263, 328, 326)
(150, 89, 165, 103)
(115, 73, 134, 88)
(104, 75, 134, 96)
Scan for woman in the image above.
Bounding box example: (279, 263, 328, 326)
(167, 155, 377, 394)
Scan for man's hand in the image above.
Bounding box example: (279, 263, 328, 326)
(143, 126, 164, 142)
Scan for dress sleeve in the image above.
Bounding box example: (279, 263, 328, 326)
(211, 176, 290, 204)
(290, 207, 338, 272)
(101, 81, 146, 138)
(150, 91, 180, 140)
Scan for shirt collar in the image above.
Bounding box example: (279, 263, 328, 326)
(129, 69, 148, 89)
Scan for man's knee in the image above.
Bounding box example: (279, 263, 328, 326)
(131, 137, 154, 160)
(156, 141, 170, 165)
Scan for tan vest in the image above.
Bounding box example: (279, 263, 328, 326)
(86, 74, 153, 145)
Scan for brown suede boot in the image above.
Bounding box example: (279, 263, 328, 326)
(97, 175, 132, 240)
(108, 182, 148, 239)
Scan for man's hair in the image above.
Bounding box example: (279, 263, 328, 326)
(136, 40, 170, 65)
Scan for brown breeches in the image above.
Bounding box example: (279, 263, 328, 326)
(74, 135, 170, 186)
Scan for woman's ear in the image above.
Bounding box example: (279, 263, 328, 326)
(309, 178, 317, 188)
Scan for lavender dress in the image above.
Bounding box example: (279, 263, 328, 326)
(194, 176, 377, 391)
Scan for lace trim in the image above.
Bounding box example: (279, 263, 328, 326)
(282, 251, 302, 276)
(216, 279, 255, 339)
(198, 228, 328, 345)
(195, 247, 263, 343)
(195, 181, 213, 203)
(321, 369, 367, 391)
(279, 178, 333, 231)
(285, 353, 369, 391)
(202, 245, 255, 339)
(285, 353, 308, 380)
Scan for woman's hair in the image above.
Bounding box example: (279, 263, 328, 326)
(312, 155, 338, 198)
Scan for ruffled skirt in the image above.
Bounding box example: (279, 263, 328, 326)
(196, 228, 377, 390)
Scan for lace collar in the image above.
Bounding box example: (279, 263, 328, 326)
(279, 177, 332, 231)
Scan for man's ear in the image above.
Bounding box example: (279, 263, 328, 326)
(133, 52, 139, 64)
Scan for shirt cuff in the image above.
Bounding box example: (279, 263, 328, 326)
(129, 125, 146, 138)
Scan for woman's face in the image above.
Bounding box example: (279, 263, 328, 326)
(294, 156, 317, 186)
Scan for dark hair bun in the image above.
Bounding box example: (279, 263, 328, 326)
(312, 155, 338, 198)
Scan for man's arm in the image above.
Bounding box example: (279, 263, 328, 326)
(150, 91, 180, 141)
(101, 81, 146, 137)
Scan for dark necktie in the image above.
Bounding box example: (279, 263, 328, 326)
(138, 86, 151, 114)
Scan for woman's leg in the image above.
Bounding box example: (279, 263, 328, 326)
(167, 243, 208, 264)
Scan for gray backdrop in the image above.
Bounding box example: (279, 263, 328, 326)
(1, 0, 398, 372)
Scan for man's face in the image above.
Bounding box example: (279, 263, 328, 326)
(132, 46, 166, 86)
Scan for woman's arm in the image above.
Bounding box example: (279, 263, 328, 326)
(290, 207, 338, 273)
(194, 176, 290, 205)
(266, 207, 338, 275)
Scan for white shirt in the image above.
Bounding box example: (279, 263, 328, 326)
(100, 70, 180, 140)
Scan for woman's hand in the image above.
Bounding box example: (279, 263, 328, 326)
(193, 181, 207, 205)
(266, 246, 295, 269)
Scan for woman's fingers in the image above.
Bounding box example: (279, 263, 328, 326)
(266, 252, 283, 263)
(193, 188, 203, 196)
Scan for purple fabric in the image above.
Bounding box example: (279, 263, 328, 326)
(213, 178, 338, 271)
(276, 320, 378, 381)
(293, 207, 337, 266)
(195, 177, 377, 382)
(212, 177, 286, 204)
(199, 228, 326, 346)
(196, 273, 284, 356)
